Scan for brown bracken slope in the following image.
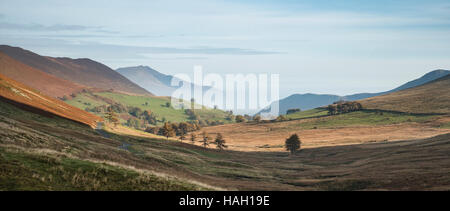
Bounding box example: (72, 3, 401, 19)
(0, 52, 86, 98)
(0, 45, 152, 96)
(359, 75, 450, 114)
(0, 73, 102, 128)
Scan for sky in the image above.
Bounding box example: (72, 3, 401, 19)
(1, 0, 450, 98)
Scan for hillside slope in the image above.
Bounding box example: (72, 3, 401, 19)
(0, 52, 86, 98)
(360, 75, 450, 114)
(261, 69, 450, 115)
(65, 90, 232, 126)
(0, 73, 102, 127)
(0, 100, 210, 191)
(1, 97, 449, 190)
(259, 93, 341, 115)
(345, 69, 450, 101)
(0, 45, 152, 96)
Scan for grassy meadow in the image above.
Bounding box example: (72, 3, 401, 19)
(65, 91, 231, 125)
(196, 109, 450, 151)
(285, 108, 329, 119)
(291, 110, 438, 130)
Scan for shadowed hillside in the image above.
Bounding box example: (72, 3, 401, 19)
(360, 75, 450, 114)
(0, 45, 152, 96)
(0, 73, 102, 128)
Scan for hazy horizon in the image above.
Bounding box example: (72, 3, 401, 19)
(1, 0, 450, 98)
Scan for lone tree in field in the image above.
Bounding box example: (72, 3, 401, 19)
(179, 131, 186, 142)
(105, 107, 119, 127)
(162, 122, 175, 139)
(190, 133, 197, 144)
(200, 131, 210, 148)
(285, 134, 301, 155)
(214, 133, 227, 150)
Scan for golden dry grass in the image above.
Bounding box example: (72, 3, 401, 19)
(360, 75, 450, 114)
(105, 123, 177, 141)
(0, 73, 102, 128)
(190, 115, 450, 152)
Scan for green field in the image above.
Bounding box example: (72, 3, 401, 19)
(285, 108, 329, 120)
(295, 110, 437, 129)
(66, 91, 231, 125)
(282, 108, 438, 129)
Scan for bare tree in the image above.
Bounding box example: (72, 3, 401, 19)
(105, 106, 119, 127)
(200, 131, 210, 148)
(214, 133, 227, 150)
(190, 133, 196, 144)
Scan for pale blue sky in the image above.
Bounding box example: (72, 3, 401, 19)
(1, 0, 450, 98)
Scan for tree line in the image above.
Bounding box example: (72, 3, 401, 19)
(157, 125, 228, 151)
(327, 101, 363, 115)
(145, 122, 202, 137)
(286, 108, 301, 115)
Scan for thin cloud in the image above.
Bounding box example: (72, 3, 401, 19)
(71, 41, 281, 55)
(0, 22, 112, 32)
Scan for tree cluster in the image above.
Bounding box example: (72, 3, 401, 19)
(253, 115, 261, 122)
(145, 121, 201, 136)
(87, 104, 159, 128)
(104, 106, 119, 127)
(286, 108, 301, 115)
(327, 101, 363, 115)
(275, 115, 288, 122)
(235, 115, 246, 123)
(196, 132, 228, 150)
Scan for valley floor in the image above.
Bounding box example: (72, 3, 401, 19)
(1, 100, 450, 190)
(194, 110, 450, 151)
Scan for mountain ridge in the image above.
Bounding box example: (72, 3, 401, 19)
(0, 52, 87, 98)
(359, 74, 450, 114)
(261, 69, 450, 115)
(0, 45, 152, 96)
(116, 65, 213, 97)
(116, 66, 176, 96)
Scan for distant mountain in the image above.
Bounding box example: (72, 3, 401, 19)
(259, 93, 341, 116)
(116, 65, 212, 97)
(344, 69, 450, 101)
(360, 74, 450, 114)
(261, 69, 450, 115)
(0, 45, 152, 96)
(116, 66, 176, 96)
(0, 73, 102, 128)
(0, 52, 87, 98)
